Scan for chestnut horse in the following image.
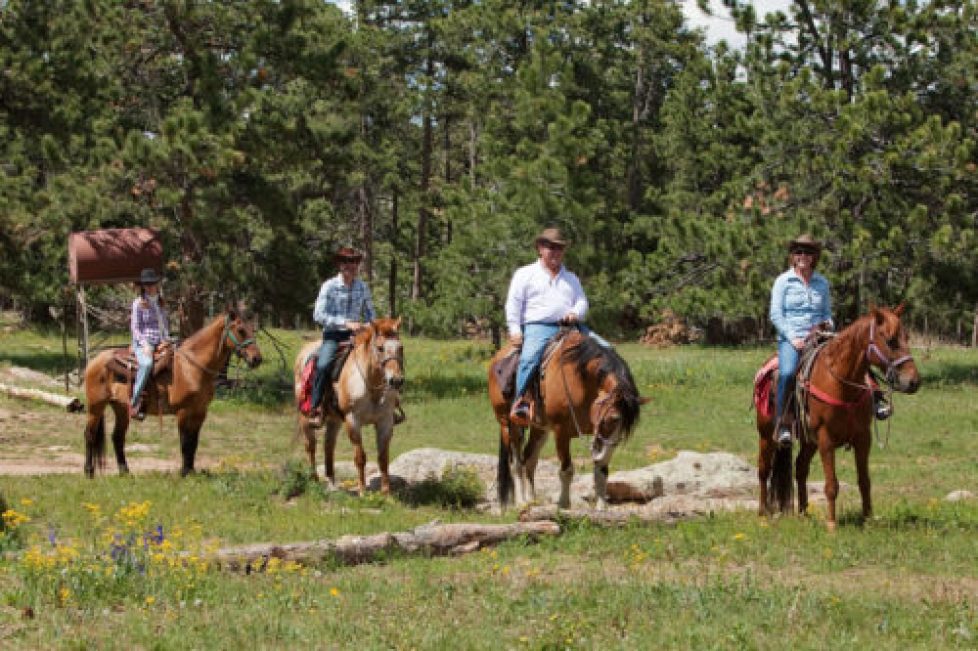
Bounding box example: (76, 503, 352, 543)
(756, 305, 919, 530)
(82, 309, 263, 477)
(293, 318, 405, 495)
(489, 330, 647, 510)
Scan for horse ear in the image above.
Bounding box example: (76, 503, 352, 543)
(225, 302, 238, 319)
(393, 316, 402, 331)
(893, 302, 906, 317)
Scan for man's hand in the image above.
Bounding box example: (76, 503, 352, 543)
(791, 338, 805, 351)
(560, 313, 579, 326)
(345, 321, 362, 331)
(509, 333, 523, 347)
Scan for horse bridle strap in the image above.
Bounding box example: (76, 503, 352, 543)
(867, 321, 913, 377)
(177, 316, 253, 376)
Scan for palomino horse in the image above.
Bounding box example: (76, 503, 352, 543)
(293, 318, 405, 495)
(489, 329, 647, 510)
(82, 308, 263, 477)
(756, 305, 919, 530)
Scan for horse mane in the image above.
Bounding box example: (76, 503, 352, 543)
(560, 333, 642, 436)
(178, 312, 226, 349)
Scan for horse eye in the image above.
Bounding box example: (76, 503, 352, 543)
(888, 337, 899, 349)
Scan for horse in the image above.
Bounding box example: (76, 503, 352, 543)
(293, 317, 405, 495)
(755, 305, 919, 531)
(82, 307, 263, 478)
(489, 329, 647, 510)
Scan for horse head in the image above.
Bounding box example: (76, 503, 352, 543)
(224, 305, 263, 369)
(366, 316, 404, 391)
(867, 304, 919, 394)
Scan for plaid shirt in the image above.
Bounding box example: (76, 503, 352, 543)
(312, 274, 376, 332)
(130, 297, 169, 348)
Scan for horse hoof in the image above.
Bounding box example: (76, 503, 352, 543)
(118, 466, 130, 476)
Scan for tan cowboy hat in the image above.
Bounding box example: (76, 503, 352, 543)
(534, 227, 570, 248)
(334, 246, 364, 263)
(787, 233, 822, 253)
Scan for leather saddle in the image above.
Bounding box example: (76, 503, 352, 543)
(106, 342, 175, 384)
(491, 329, 572, 414)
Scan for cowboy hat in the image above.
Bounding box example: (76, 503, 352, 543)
(137, 268, 161, 285)
(334, 246, 364, 263)
(534, 227, 570, 248)
(787, 233, 822, 253)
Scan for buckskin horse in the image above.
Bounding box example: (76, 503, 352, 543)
(82, 308, 263, 477)
(755, 305, 919, 530)
(293, 317, 405, 495)
(489, 329, 647, 510)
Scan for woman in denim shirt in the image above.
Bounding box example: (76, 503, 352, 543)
(769, 234, 832, 445)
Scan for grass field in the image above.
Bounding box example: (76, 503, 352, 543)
(0, 324, 976, 649)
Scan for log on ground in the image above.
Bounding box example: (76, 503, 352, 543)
(519, 505, 679, 527)
(205, 520, 562, 572)
(0, 383, 84, 412)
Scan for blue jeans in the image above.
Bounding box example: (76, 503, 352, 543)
(311, 330, 352, 410)
(776, 339, 800, 427)
(132, 346, 153, 406)
(514, 323, 561, 401)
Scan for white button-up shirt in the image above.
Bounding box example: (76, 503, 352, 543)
(505, 260, 588, 337)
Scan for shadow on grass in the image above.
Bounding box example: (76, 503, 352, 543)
(920, 362, 978, 387)
(0, 350, 74, 376)
(836, 505, 978, 532)
(401, 374, 487, 400)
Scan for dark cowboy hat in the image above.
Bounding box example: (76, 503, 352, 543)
(137, 268, 161, 285)
(334, 246, 364, 263)
(534, 227, 570, 248)
(788, 233, 822, 253)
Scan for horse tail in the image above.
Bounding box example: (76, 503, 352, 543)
(769, 445, 793, 513)
(89, 415, 106, 471)
(497, 425, 514, 506)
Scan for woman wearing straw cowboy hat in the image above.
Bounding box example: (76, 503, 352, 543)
(130, 267, 169, 420)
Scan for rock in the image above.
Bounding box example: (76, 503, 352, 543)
(945, 490, 975, 502)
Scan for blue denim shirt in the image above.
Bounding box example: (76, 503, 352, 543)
(312, 275, 376, 333)
(769, 269, 833, 342)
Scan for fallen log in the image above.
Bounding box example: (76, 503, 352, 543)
(204, 520, 562, 572)
(0, 383, 83, 412)
(519, 505, 679, 527)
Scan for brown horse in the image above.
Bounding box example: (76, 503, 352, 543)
(756, 305, 920, 530)
(489, 330, 647, 510)
(82, 308, 263, 477)
(293, 318, 405, 495)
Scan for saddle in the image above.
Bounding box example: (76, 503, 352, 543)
(753, 331, 832, 442)
(105, 342, 174, 384)
(492, 329, 572, 424)
(298, 341, 353, 417)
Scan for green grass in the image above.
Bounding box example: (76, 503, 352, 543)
(0, 327, 976, 649)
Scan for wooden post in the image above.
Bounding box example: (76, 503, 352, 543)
(76, 285, 89, 382)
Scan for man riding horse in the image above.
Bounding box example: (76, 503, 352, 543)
(308, 246, 404, 427)
(505, 227, 589, 427)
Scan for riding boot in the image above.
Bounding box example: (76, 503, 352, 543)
(874, 391, 892, 420)
(509, 396, 531, 427)
(130, 396, 146, 421)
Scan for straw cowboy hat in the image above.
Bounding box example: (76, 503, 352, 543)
(534, 227, 570, 248)
(137, 268, 161, 285)
(334, 246, 364, 263)
(787, 233, 822, 253)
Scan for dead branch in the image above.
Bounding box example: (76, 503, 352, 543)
(0, 383, 83, 412)
(519, 505, 679, 527)
(204, 520, 562, 572)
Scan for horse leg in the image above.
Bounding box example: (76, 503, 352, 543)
(818, 440, 840, 532)
(374, 419, 394, 495)
(177, 410, 206, 477)
(853, 436, 873, 521)
(795, 441, 817, 516)
(345, 419, 367, 496)
(757, 434, 773, 515)
(554, 428, 574, 509)
(299, 416, 319, 481)
(521, 426, 548, 504)
(507, 425, 531, 506)
(109, 400, 131, 475)
(323, 421, 340, 487)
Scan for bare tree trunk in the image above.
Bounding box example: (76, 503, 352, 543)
(389, 189, 399, 317)
(412, 41, 435, 301)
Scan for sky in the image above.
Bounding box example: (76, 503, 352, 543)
(680, 0, 793, 49)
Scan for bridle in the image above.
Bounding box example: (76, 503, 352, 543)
(177, 314, 257, 376)
(866, 320, 914, 383)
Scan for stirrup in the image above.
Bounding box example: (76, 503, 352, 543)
(129, 402, 146, 421)
(509, 399, 531, 427)
(776, 426, 792, 446)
